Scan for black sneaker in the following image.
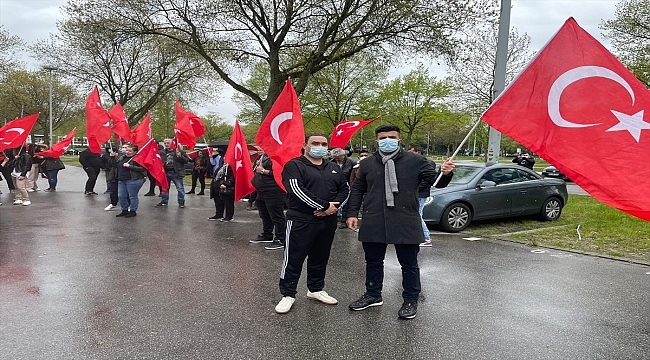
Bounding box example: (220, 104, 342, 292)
(208, 215, 220, 221)
(249, 236, 273, 243)
(124, 211, 137, 218)
(349, 294, 383, 311)
(185, 191, 195, 194)
(397, 302, 418, 320)
(144, 192, 155, 196)
(115, 210, 129, 217)
(179, 203, 185, 208)
(155, 202, 168, 207)
(220, 218, 232, 222)
(264, 241, 285, 250)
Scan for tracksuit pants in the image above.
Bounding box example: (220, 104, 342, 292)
(279, 217, 337, 298)
(362, 242, 421, 303)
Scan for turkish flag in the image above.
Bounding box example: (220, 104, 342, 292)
(224, 120, 256, 201)
(175, 100, 206, 138)
(0, 113, 39, 152)
(86, 86, 112, 153)
(481, 18, 650, 221)
(329, 118, 376, 149)
(130, 113, 153, 149)
(174, 115, 197, 150)
(254, 79, 305, 191)
(133, 139, 169, 194)
(38, 128, 76, 158)
(109, 103, 131, 143)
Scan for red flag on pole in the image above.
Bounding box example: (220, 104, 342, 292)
(481, 17, 650, 221)
(130, 113, 152, 149)
(254, 79, 305, 191)
(86, 86, 112, 153)
(173, 115, 197, 150)
(109, 103, 131, 142)
(329, 118, 376, 149)
(175, 100, 206, 138)
(37, 128, 76, 158)
(133, 139, 169, 194)
(224, 120, 256, 201)
(0, 113, 39, 152)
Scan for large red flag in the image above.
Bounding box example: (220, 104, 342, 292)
(133, 139, 169, 194)
(86, 86, 112, 153)
(224, 120, 256, 201)
(109, 103, 131, 142)
(329, 118, 376, 149)
(175, 100, 206, 138)
(38, 128, 76, 158)
(481, 17, 650, 221)
(173, 115, 197, 150)
(130, 113, 152, 149)
(0, 113, 39, 152)
(254, 79, 305, 191)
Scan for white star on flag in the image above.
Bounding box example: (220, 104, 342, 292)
(606, 109, 650, 142)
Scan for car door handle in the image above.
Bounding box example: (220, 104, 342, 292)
(520, 190, 527, 194)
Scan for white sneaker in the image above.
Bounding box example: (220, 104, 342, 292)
(22, 200, 31, 206)
(13, 200, 23, 205)
(27, 189, 35, 192)
(275, 296, 295, 314)
(104, 204, 117, 211)
(419, 241, 433, 247)
(306, 290, 338, 305)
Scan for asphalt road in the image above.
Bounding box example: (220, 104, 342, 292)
(0, 166, 648, 359)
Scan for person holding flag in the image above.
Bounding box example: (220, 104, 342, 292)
(156, 138, 190, 208)
(115, 144, 147, 218)
(34, 128, 76, 192)
(10, 146, 33, 206)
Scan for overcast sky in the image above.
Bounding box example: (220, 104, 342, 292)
(0, 0, 621, 123)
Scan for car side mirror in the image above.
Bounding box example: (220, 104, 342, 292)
(478, 180, 497, 189)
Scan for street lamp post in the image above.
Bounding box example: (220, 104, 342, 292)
(43, 65, 58, 145)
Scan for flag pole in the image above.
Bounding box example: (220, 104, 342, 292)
(126, 137, 155, 163)
(431, 119, 483, 187)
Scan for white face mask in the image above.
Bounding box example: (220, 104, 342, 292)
(308, 146, 328, 158)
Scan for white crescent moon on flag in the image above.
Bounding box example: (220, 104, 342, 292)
(235, 143, 243, 159)
(0, 128, 26, 143)
(336, 121, 360, 130)
(270, 112, 293, 145)
(548, 65, 634, 128)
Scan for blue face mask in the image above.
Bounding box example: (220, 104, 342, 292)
(119, 148, 126, 154)
(378, 138, 399, 153)
(308, 146, 328, 158)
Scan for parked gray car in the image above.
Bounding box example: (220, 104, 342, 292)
(422, 163, 568, 232)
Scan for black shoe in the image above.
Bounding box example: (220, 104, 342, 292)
(186, 191, 195, 194)
(85, 191, 98, 195)
(220, 218, 232, 222)
(196, 192, 204, 195)
(115, 210, 129, 217)
(264, 241, 285, 250)
(338, 223, 348, 229)
(144, 192, 155, 196)
(249, 236, 273, 243)
(155, 202, 168, 207)
(208, 215, 220, 221)
(179, 203, 185, 208)
(124, 211, 137, 218)
(398, 302, 417, 320)
(349, 294, 383, 311)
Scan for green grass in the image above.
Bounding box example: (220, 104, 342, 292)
(463, 195, 650, 263)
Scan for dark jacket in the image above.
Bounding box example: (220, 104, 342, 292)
(116, 155, 147, 181)
(42, 157, 65, 172)
(251, 154, 284, 193)
(418, 157, 437, 198)
(210, 163, 235, 199)
(330, 156, 357, 182)
(344, 149, 452, 245)
(282, 155, 350, 221)
(190, 155, 208, 174)
(14, 153, 32, 176)
(512, 156, 535, 169)
(79, 149, 103, 169)
(160, 148, 189, 178)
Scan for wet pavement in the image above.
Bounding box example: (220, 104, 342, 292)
(1, 165, 649, 359)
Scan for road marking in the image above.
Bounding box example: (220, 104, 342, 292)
(550, 253, 573, 258)
(463, 237, 482, 241)
(531, 249, 548, 254)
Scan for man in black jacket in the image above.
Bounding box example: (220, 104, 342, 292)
(249, 153, 287, 250)
(273, 134, 350, 314)
(79, 148, 103, 195)
(512, 152, 535, 170)
(156, 139, 190, 208)
(345, 124, 455, 320)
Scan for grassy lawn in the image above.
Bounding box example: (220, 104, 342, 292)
(462, 195, 650, 263)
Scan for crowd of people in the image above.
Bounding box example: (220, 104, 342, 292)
(0, 125, 457, 321)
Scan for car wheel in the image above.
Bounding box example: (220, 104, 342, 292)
(540, 197, 563, 221)
(439, 203, 471, 233)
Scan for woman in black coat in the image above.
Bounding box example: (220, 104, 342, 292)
(187, 149, 208, 195)
(209, 163, 235, 221)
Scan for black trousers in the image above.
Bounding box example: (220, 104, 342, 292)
(362, 242, 421, 303)
(213, 194, 234, 220)
(83, 166, 101, 192)
(0, 166, 15, 190)
(279, 217, 337, 297)
(147, 172, 160, 194)
(255, 190, 286, 241)
(109, 181, 118, 206)
(190, 169, 206, 192)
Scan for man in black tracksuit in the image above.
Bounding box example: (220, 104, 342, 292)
(273, 135, 350, 314)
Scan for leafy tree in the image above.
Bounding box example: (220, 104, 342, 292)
(0, 70, 83, 144)
(602, 0, 650, 87)
(0, 26, 24, 76)
(71, 0, 494, 121)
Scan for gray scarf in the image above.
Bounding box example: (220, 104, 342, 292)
(379, 148, 400, 207)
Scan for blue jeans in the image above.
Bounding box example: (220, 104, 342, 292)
(418, 197, 430, 241)
(46, 170, 59, 190)
(161, 172, 185, 205)
(118, 178, 145, 211)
